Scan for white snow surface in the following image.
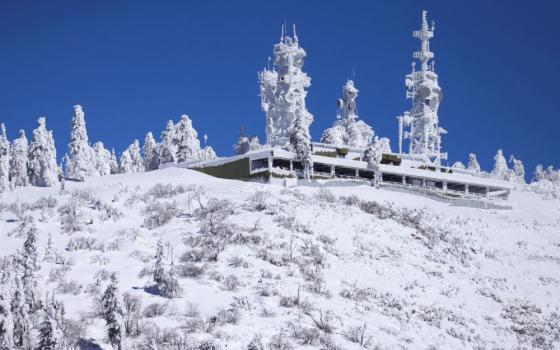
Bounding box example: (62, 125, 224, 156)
(1, 167, 559, 349)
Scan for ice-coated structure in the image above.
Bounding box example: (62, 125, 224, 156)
(259, 24, 313, 147)
(321, 80, 374, 148)
(397, 10, 447, 166)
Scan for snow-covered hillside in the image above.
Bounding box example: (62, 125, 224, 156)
(1, 168, 559, 349)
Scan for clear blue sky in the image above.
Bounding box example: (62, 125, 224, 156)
(0, 0, 558, 177)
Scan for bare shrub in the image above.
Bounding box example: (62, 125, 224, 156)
(222, 275, 240, 291)
(244, 191, 271, 212)
(177, 263, 206, 279)
(247, 335, 265, 350)
(58, 198, 85, 233)
(227, 256, 247, 268)
(66, 236, 104, 252)
(268, 329, 294, 350)
(340, 281, 374, 302)
(143, 200, 178, 229)
(143, 302, 168, 318)
(123, 292, 143, 336)
(343, 323, 374, 348)
(185, 302, 200, 317)
(310, 310, 336, 334)
(56, 279, 82, 295)
(287, 319, 320, 345)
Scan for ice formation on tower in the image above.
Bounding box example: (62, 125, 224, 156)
(259, 24, 313, 147)
(397, 10, 447, 165)
(321, 80, 374, 148)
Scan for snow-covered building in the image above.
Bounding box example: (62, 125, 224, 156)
(186, 15, 513, 201)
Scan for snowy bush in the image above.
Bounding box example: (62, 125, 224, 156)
(222, 275, 240, 291)
(58, 198, 85, 233)
(56, 279, 83, 295)
(122, 292, 143, 336)
(143, 302, 168, 318)
(143, 200, 179, 229)
(177, 263, 206, 278)
(244, 191, 271, 212)
(339, 281, 374, 302)
(66, 236, 105, 252)
(146, 183, 189, 199)
(287, 319, 320, 345)
(267, 329, 294, 350)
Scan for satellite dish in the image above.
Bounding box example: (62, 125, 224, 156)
(418, 86, 431, 99)
(347, 100, 356, 111)
(336, 98, 344, 109)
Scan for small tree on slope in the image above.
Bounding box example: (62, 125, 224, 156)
(66, 105, 95, 180)
(363, 137, 384, 188)
(120, 140, 143, 174)
(9, 130, 29, 188)
(93, 142, 112, 176)
(109, 149, 119, 175)
(102, 274, 123, 350)
(0, 124, 10, 193)
(28, 117, 59, 187)
(19, 218, 40, 311)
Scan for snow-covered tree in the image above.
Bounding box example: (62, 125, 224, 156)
(101, 274, 122, 350)
(452, 161, 465, 169)
(28, 117, 59, 187)
(363, 137, 384, 188)
(120, 140, 143, 174)
(491, 149, 509, 180)
(198, 146, 217, 161)
(467, 153, 481, 173)
(159, 261, 182, 299)
(143, 132, 159, 171)
(0, 273, 14, 349)
(11, 278, 30, 350)
(158, 120, 176, 165)
(153, 240, 166, 285)
(377, 137, 392, 154)
(19, 218, 40, 311)
(509, 155, 526, 184)
(93, 142, 112, 176)
(174, 115, 201, 163)
(9, 130, 29, 188)
(109, 149, 119, 175)
(0, 124, 10, 193)
(234, 132, 261, 155)
(289, 116, 313, 179)
(37, 296, 69, 350)
(66, 105, 95, 180)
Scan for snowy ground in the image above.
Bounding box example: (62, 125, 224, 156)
(1, 167, 559, 349)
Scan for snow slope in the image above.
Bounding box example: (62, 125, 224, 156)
(1, 167, 559, 349)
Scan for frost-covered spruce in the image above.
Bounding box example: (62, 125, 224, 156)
(234, 131, 261, 155)
(491, 149, 509, 180)
(153, 240, 166, 285)
(510, 155, 526, 184)
(20, 218, 40, 311)
(363, 137, 384, 188)
(0, 124, 10, 193)
(158, 120, 176, 164)
(174, 115, 201, 163)
(289, 116, 313, 179)
(109, 149, 119, 175)
(102, 274, 123, 350)
(198, 146, 217, 161)
(9, 130, 29, 188)
(467, 153, 481, 173)
(66, 105, 96, 180)
(38, 296, 69, 350)
(93, 141, 112, 176)
(120, 140, 143, 174)
(0, 268, 14, 349)
(143, 132, 159, 171)
(28, 117, 59, 187)
(11, 278, 30, 350)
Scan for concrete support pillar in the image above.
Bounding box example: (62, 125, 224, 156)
(422, 178, 426, 187)
(486, 186, 490, 200)
(289, 160, 293, 171)
(443, 181, 448, 193)
(402, 176, 406, 186)
(465, 184, 469, 196)
(268, 157, 273, 171)
(330, 165, 335, 178)
(355, 168, 359, 178)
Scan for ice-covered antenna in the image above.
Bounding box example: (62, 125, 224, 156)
(293, 23, 298, 41)
(267, 56, 271, 70)
(203, 134, 208, 146)
(280, 19, 286, 41)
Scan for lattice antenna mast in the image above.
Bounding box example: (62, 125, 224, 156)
(397, 10, 447, 166)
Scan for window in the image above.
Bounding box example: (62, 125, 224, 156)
(251, 158, 268, 171)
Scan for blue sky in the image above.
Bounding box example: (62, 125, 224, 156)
(0, 0, 558, 177)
